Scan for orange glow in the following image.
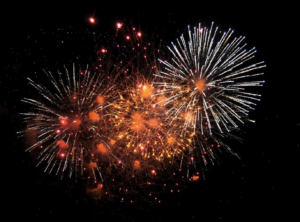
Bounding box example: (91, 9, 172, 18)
(195, 79, 206, 91)
(73, 119, 81, 125)
(109, 139, 116, 146)
(89, 111, 99, 121)
(167, 137, 175, 144)
(89, 162, 97, 168)
(148, 118, 159, 128)
(184, 112, 192, 120)
(132, 113, 144, 131)
(57, 140, 69, 149)
(157, 95, 167, 106)
(192, 176, 200, 181)
(96, 95, 105, 106)
(87, 184, 103, 199)
(60, 119, 67, 125)
(134, 160, 140, 169)
(141, 84, 153, 98)
(118, 132, 124, 138)
(97, 143, 108, 154)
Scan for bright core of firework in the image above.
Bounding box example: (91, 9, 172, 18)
(114, 81, 192, 161)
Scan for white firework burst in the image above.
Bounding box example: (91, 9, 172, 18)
(152, 23, 266, 171)
(155, 22, 265, 135)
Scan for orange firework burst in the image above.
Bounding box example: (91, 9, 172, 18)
(114, 78, 193, 162)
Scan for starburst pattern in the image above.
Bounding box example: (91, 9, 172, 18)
(154, 22, 265, 168)
(18, 64, 122, 181)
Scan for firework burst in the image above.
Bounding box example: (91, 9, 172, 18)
(115, 80, 193, 162)
(154, 22, 265, 170)
(17, 20, 266, 202)
(18, 64, 123, 182)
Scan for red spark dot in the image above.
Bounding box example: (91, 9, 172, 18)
(151, 170, 156, 174)
(89, 17, 95, 24)
(116, 23, 122, 29)
(101, 49, 107, 53)
(60, 119, 67, 125)
(60, 153, 65, 157)
(126, 36, 130, 40)
(137, 32, 141, 37)
(56, 129, 61, 134)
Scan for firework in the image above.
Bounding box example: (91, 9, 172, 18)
(154, 22, 265, 170)
(17, 20, 266, 202)
(18, 64, 123, 182)
(115, 80, 193, 161)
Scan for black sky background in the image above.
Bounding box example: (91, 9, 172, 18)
(2, 2, 298, 221)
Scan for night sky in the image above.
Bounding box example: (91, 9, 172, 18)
(2, 2, 297, 222)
